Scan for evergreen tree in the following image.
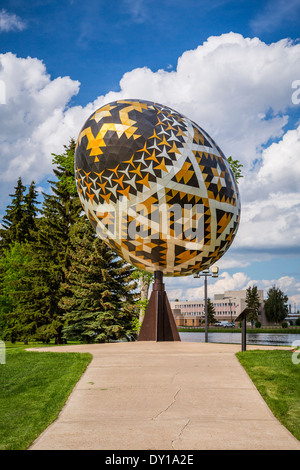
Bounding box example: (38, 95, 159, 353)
(207, 298, 216, 324)
(245, 286, 260, 327)
(0, 178, 40, 251)
(41, 139, 82, 276)
(264, 285, 288, 324)
(22, 139, 82, 343)
(60, 218, 138, 343)
(22, 181, 40, 241)
(51, 139, 78, 196)
(0, 180, 40, 341)
(0, 177, 26, 250)
(0, 140, 81, 344)
(11, 234, 65, 343)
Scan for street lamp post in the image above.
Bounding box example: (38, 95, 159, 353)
(193, 266, 219, 342)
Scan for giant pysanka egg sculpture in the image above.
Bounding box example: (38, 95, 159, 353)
(75, 99, 240, 276)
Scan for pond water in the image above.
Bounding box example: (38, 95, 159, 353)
(179, 331, 300, 347)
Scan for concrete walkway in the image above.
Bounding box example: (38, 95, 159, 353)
(28, 341, 300, 450)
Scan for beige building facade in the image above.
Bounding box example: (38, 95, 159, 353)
(171, 289, 269, 327)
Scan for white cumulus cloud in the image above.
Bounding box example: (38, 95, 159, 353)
(93, 33, 299, 170)
(0, 9, 26, 33)
(234, 125, 300, 253)
(0, 53, 81, 184)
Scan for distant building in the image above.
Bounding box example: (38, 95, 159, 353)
(285, 306, 300, 325)
(171, 289, 270, 327)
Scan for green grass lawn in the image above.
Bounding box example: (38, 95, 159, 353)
(0, 344, 92, 450)
(236, 349, 300, 441)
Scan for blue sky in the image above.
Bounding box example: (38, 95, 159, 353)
(0, 0, 300, 307)
(1, 0, 300, 106)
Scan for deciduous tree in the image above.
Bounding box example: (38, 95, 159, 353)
(227, 156, 243, 182)
(132, 269, 154, 329)
(264, 285, 288, 324)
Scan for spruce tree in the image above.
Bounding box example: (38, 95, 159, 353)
(22, 139, 82, 343)
(60, 218, 138, 343)
(0, 239, 58, 343)
(207, 298, 216, 324)
(245, 286, 260, 326)
(0, 177, 26, 250)
(22, 181, 40, 241)
(0, 180, 40, 341)
(51, 139, 78, 196)
(1, 140, 82, 344)
(41, 138, 82, 275)
(0, 178, 40, 251)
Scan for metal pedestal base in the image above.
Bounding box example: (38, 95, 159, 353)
(138, 271, 181, 342)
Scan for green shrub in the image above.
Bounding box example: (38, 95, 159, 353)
(255, 321, 261, 328)
(281, 321, 288, 328)
(296, 318, 300, 326)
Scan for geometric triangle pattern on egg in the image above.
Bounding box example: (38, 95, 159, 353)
(75, 99, 241, 276)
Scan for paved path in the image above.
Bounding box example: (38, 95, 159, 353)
(28, 341, 300, 450)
